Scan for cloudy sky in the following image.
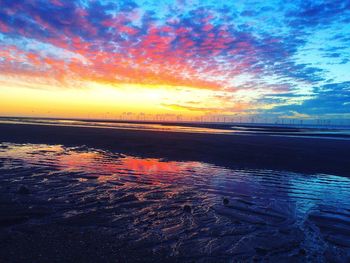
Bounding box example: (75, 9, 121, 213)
(0, 0, 349, 121)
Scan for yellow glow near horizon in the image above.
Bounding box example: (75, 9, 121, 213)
(0, 79, 229, 119)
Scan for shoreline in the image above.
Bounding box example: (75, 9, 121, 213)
(1, 116, 350, 134)
(1, 123, 350, 262)
(0, 123, 349, 176)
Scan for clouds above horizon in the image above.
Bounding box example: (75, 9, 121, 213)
(0, 0, 349, 118)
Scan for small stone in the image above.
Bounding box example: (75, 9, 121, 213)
(183, 205, 192, 213)
(223, 198, 229, 205)
(17, 185, 30, 195)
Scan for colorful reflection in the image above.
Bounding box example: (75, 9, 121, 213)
(1, 142, 349, 212)
(1, 142, 350, 259)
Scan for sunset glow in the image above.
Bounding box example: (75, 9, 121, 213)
(1, 0, 350, 121)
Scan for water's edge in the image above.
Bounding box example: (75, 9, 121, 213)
(1, 142, 349, 262)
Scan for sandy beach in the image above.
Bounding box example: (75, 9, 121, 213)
(0, 122, 349, 176)
(1, 123, 350, 262)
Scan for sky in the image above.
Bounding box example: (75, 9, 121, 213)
(0, 0, 350, 121)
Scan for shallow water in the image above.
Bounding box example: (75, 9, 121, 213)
(1, 142, 350, 261)
(1, 117, 350, 139)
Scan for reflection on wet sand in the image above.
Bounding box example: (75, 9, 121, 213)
(0, 143, 350, 262)
(1, 117, 350, 139)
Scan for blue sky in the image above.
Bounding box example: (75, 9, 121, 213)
(0, 0, 349, 120)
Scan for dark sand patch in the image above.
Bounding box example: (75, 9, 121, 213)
(1, 123, 350, 176)
(1, 124, 350, 262)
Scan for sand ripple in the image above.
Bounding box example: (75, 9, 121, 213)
(1, 143, 350, 262)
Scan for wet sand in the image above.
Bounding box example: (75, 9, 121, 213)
(0, 123, 350, 176)
(1, 123, 350, 262)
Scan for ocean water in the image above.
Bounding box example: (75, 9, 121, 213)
(1, 142, 350, 261)
(1, 117, 350, 139)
